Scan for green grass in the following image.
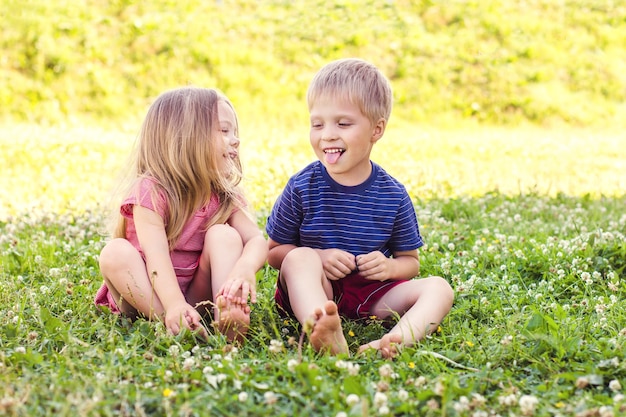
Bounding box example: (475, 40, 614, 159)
(1, 124, 626, 416)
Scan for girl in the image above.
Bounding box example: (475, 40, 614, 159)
(95, 87, 267, 343)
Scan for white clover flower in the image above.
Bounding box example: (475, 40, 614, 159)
(269, 339, 284, 353)
(182, 357, 195, 371)
(336, 412, 348, 417)
(287, 359, 299, 372)
(15, 346, 26, 354)
(599, 405, 614, 417)
(379, 364, 393, 379)
(414, 376, 427, 388)
(453, 396, 469, 412)
(264, 391, 277, 405)
(238, 391, 248, 402)
(347, 362, 360, 376)
(519, 394, 538, 415)
(378, 405, 390, 415)
(346, 394, 360, 406)
(335, 360, 348, 369)
(398, 389, 409, 401)
(374, 392, 388, 407)
(434, 381, 445, 396)
(498, 393, 517, 406)
(168, 345, 180, 357)
(609, 379, 622, 392)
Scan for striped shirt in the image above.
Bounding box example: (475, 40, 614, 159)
(266, 161, 423, 257)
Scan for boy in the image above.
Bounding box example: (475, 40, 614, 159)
(266, 58, 454, 358)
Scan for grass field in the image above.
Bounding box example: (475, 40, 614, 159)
(1, 123, 626, 416)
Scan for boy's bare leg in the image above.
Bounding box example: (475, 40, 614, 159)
(358, 276, 454, 358)
(280, 247, 348, 355)
(309, 300, 349, 355)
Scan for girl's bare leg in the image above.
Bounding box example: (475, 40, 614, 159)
(280, 247, 348, 355)
(358, 276, 454, 358)
(187, 224, 250, 343)
(98, 238, 164, 319)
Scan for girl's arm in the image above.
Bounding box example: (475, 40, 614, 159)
(133, 205, 207, 338)
(219, 210, 268, 303)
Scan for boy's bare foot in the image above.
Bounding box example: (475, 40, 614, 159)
(358, 333, 404, 359)
(309, 301, 349, 355)
(213, 295, 250, 344)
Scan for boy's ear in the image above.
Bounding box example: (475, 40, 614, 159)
(371, 118, 387, 143)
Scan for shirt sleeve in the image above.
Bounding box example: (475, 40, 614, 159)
(389, 191, 424, 252)
(120, 178, 168, 223)
(266, 178, 302, 245)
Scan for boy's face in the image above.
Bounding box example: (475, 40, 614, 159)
(309, 95, 385, 186)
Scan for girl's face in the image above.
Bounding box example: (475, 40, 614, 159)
(217, 100, 240, 172)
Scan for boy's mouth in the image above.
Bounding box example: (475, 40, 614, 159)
(324, 148, 344, 164)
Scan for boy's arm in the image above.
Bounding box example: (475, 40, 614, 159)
(356, 249, 420, 281)
(267, 238, 297, 269)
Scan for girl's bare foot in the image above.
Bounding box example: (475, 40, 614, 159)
(213, 295, 250, 344)
(358, 333, 404, 359)
(309, 301, 349, 355)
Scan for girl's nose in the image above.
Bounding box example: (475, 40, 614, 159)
(230, 135, 240, 148)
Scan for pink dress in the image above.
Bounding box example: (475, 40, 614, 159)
(94, 177, 221, 313)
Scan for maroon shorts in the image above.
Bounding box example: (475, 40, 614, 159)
(274, 272, 408, 320)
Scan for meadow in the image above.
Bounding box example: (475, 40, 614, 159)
(1, 121, 625, 416)
(2, 0, 626, 416)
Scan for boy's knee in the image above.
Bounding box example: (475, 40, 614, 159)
(431, 276, 455, 305)
(282, 246, 319, 267)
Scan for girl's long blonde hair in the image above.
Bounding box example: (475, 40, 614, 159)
(110, 87, 244, 249)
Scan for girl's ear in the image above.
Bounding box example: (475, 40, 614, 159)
(371, 118, 386, 143)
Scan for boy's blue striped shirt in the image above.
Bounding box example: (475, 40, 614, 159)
(266, 161, 423, 257)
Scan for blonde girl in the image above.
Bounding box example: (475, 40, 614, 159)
(95, 87, 267, 343)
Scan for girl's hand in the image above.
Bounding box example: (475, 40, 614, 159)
(164, 302, 208, 341)
(356, 251, 392, 281)
(319, 248, 357, 280)
(218, 274, 257, 305)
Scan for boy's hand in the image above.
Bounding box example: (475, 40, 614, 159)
(165, 302, 209, 341)
(356, 251, 391, 281)
(319, 248, 357, 280)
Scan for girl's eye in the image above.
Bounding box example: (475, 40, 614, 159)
(221, 129, 230, 134)
(338, 122, 351, 127)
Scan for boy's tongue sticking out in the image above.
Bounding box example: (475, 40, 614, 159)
(324, 148, 343, 164)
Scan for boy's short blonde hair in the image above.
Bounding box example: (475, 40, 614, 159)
(307, 58, 393, 124)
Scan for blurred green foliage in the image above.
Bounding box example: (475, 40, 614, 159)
(1, 0, 625, 127)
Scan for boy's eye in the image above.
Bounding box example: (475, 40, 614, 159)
(338, 122, 351, 127)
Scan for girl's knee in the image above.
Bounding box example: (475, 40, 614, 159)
(205, 224, 241, 245)
(99, 238, 136, 269)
